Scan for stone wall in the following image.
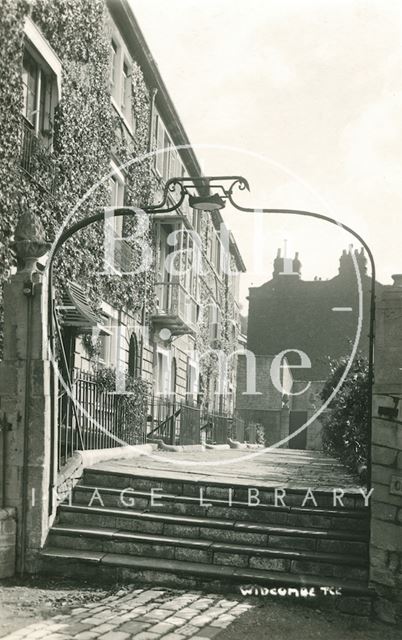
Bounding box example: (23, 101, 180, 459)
(370, 276, 402, 624)
(292, 379, 325, 451)
(236, 354, 285, 412)
(0, 267, 57, 574)
(0, 508, 16, 578)
(236, 354, 283, 444)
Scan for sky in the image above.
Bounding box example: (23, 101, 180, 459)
(131, 0, 402, 309)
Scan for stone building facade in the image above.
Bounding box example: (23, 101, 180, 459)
(0, 0, 246, 446)
(247, 247, 382, 380)
(237, 247, 382, 450)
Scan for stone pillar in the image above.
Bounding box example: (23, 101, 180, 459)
(305, 383, 325, 451)
(280, 406, 289, 448)
(0, 202, 56, 575)
(370, 275, 402, 624)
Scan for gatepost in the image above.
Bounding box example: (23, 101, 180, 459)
(0, 201, 57, 576)
(370, 274, 402, 623)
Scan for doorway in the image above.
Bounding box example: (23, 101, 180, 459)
(289, 410, 307, 449)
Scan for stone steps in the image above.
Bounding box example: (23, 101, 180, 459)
(58, 503, 368, 545)
(49, 523, 368, 581)
(40, 547, 372, 598)
(83, 468, 368, 510)
(41, 465, 371, 594)
(72, 484, 368, 532)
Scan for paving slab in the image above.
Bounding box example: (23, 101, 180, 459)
(90, 449, 361, 492)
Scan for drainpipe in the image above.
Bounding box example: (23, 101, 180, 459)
(141, 87, 158, 378)
(147, 88, 157, 154)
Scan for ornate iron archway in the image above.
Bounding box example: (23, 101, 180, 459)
(46, 174, 376, 489)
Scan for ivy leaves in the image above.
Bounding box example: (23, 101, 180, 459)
(0, 0, 157, 358)
(320, 353, 369, 474)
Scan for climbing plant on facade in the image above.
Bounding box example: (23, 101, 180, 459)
(0, 0, 156, 358)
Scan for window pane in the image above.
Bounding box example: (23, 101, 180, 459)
(121, 61, 128, 111)
(155, 115, 164, 174)
(109, 176, 118, 206)
(39, 73, 47, 135)
(110, 40, 117, 87)
(109, 175, 124, 236)
(162, 133, 171, 180)
(22, 50, 38, 126)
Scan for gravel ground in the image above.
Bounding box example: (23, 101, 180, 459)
(0, 576, 113, 637)
(215, 598, 401, 640)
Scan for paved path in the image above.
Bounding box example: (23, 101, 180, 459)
(94, 448, 361, 492)
(1, 587, 253, 640)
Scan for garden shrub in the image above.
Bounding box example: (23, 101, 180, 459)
(320, 352, 369, 475)
(95, 366, 151, 444)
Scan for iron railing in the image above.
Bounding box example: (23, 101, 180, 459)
(147, 396, 181, 444)
(106, 234, 136, 274)
(147, 396, 201, 446)
(232, 415, 246, 443)
(154, 282, 199, 333)
(200, 411, 245, 445)
(57, 366, 247, 468)
(20, 117, 56, 194)
(200, 412, 228, 445)
(57, 369, 147, 468)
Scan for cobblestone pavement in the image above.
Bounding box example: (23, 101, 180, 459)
(1, 587, 253, 640)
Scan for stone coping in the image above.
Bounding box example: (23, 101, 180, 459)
(56, 444, 158, 502)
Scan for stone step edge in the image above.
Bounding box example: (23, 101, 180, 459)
(40, 547, 374, 597)
(84, 468, 366, 501)
(74, 485, 369, 520)
(59, 504, 368, 542)
(50, 524, 368, 566)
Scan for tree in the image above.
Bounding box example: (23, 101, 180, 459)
(320, 353, 369, 475)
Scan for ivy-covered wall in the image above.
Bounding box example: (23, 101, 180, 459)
(0, 0, 27, 356)
(0, 0, 242, 417)
(0, 0, 155, 357)
(193, 212, 242, 413)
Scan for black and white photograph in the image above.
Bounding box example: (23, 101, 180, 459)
(0, 1, 402, 638)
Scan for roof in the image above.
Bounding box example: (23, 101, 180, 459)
(247, 253, 383, 380)
(229, 230, 246, 273)
(107, 0, 246, 274)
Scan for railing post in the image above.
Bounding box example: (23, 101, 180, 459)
(174, 399, 178, 445)
(0, 201, 57, 576)
(280, 406, 290, 448)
